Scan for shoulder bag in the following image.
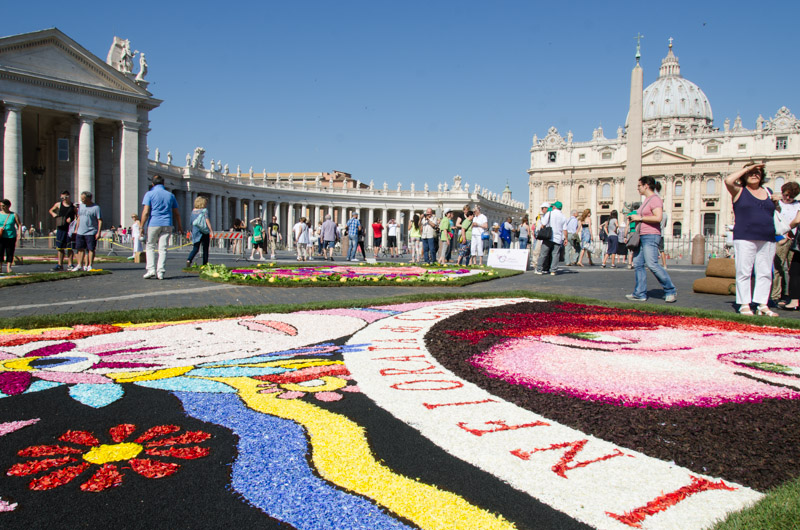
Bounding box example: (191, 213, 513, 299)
(536, 213, 553, 241)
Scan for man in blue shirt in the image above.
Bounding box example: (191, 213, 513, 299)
(140, 175, 182, 279)
(346, 212, 361, 262)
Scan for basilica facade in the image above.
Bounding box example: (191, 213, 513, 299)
(528, 43, 800, 238)
(0, 29, 524, 249)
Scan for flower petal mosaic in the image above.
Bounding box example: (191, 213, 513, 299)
(2, 298, 799, 529)
(197, 263, 499, 286)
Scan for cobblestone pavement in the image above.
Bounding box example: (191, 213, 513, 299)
(4, 249, 796, 320)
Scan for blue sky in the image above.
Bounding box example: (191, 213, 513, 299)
(4, 0, 799, 203)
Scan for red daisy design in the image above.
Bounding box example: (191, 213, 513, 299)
(6, 423, 211, 492)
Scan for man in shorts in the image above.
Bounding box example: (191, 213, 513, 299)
(267, 215, 281, 259)
(386, 219, 398, 257)
(320, 214, 339, 261)
(71, 191, 102, 271)
(372, 219, 384, 259)
(48, 190, 76, 271)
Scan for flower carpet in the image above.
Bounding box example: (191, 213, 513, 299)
(198, 263, 506, 286)
(1, 298, 798, 529)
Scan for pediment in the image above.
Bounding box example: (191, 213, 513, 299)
(642, 147, 694, 164)
(0, 28, 149, 97)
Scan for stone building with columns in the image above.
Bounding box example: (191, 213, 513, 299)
(528, 42, 800, 238)
(1, 28, 525, 248)
(0, 28, 158, 228)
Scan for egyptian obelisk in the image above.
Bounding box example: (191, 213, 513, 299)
(625, 34, 644, 206)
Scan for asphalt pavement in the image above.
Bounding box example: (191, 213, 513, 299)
(3, 249, 795, 320)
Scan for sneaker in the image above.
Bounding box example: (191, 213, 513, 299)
(52, 265, 63, 271)
(625, 294, 647, 302)
(143, 271, 156, 279)
(664, 294, 677, 303)
(69, 265, 82, 272)
(550, 271, 557, 276)
(157, 273, 164, 280)
(533, 270, 543, 275)
(84, 266, 91, 271)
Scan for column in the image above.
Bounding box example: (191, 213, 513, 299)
(120, 121, 139, 225)
(234, 198, 241, 223)
(77, 115, 96, 196)
(185, 191, 194, 229)
(338, 206, 345, 226)
(2, 103, 24, 217)
(314, 205, 321, 227)
(287, 203, 295, 250)
(588, 178, 598, 235)
(382, 208, 388, 239)
(613, 177, 623, 213)
(682, 175, 692, 238)
(368, 208, 375, 249)
(692, 175, 702, 236)
(663, 175, 674, 237)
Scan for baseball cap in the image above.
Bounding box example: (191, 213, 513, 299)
(553, 201, 563, 209)
(539, 202, 550, 208)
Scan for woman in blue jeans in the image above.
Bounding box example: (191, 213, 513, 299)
(626, 177, 677, 303)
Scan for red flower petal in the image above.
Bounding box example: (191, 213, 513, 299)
(58, 430, 99, 447)
(29, 462, 90, 490)
(109, 424, 137, 443)
(134, 425, 180, 443)
(80, 464, 124, 492)
(146, 431, 211, 447)
(17, 445, 84, 457)
(7, 456, 75, 476)
(145, 446, 211, 460)
(129, 458, 179, 478)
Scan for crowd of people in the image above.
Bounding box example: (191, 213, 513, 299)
(22, 164, 800, 315)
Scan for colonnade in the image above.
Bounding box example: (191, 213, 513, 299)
(169, 187, 480, 251)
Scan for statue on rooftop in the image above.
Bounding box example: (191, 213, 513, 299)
(166, 151, 172, 165)
(135, 52, 148, 84)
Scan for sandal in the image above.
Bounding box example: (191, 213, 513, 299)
(756, 305, 779, 317)
(738, 306, 754, 316)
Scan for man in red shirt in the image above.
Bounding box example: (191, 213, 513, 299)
(372, 220, 384, 259)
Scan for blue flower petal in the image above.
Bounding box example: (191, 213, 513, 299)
(186, 367, 287, 378)
(135, 377, 237, 393)
(69, 383, 124, 408)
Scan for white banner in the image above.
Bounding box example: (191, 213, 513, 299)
(486, 248, 530, 271)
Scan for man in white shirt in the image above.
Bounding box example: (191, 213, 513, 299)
(773, 181, 800, 303)
(470, 206, 489, 265)
(386, 219, 398, 257)
(536, 201, 568, 275)
(564, 209, 580, 265)
(420, 208, 439, 264)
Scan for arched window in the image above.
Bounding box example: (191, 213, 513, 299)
(578, 185, 585, 200)
(675, 180, 683, 197)
(775, 176, 786, 189)
(602, 183, 611, 198)
(547, 186, 556, 201)
(706, 179, 716, 195)
(672, 221, 682, 237)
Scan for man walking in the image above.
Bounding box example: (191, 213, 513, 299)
(565, 209, 580, 265)
(346, 212, 361, 262)
(141, 175, 182, 280)
(420, 208, 439, 264)
(267, 215, 281, 260)
(320, 214, 339, 261)
(535, 201, 567, 275)
(48, 190, 76, 271)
